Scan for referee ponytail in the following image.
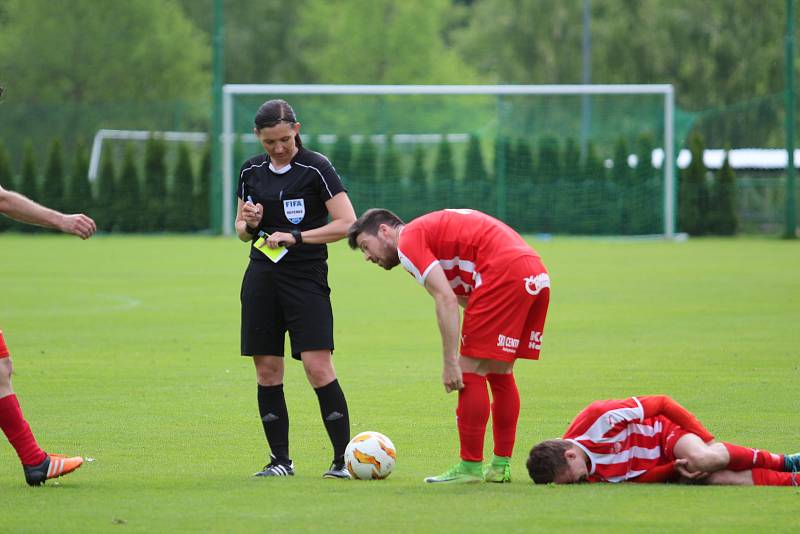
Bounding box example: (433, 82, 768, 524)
(254, 99, 303, 148)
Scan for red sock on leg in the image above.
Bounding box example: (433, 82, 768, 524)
(486, 373, 520, 457)
(456, 373, 490, 462)
(751, 468, 799, 486)
(723, 442, 784, 471)
(0, 394, 47, 466)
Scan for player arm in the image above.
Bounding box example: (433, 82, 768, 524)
(629, 462, 680, 484)
(299, 192, 357, 245)
(637, 395, 715, 442)
(423, 264, 462, 392)
(0, 185, 95, 239)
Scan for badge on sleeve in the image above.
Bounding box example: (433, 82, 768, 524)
(283, 199, 305, 224)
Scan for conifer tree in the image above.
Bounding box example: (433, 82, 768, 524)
(19, 142, 39, 233)
(117, 145, 142, 232)
(168, 143, 195, 232)
(143, 135, 167, 231)
(432, 137, 455, 210)
(380, 138, 402, 213)
(709, 151, 738, 235)
(678, 132, 708, 235)
(0, 141, 14, 232)
(408, 145, 429, 217)
(67, 139, 93, 215)
(42, 139, 65, 213)
(462, 134, 488, 212)
(95, 152, 117, 232)
(194, 144, 211, 231)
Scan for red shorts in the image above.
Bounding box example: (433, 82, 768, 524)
(0, 330, 9, 359)
(459, 255, 550, 363)
(661, 420, 690, 462)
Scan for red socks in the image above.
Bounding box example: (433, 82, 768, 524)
(0, 394, 47, 466)
(723, 442, 784, 471)
(751, 468, 799, 486)
(456, 372, 522, 461)
(487, 373, 520, 457)
(456, 373, 490, 462)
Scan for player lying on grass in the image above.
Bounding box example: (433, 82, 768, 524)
(0, 175, 94, 486)
(527, 395, 799, 486)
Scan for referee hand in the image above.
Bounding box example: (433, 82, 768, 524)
(242, 201, 263, 227)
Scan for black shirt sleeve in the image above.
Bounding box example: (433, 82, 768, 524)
(314, 155, 347, 201)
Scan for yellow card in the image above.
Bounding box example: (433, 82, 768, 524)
(253, 233, 289, 263)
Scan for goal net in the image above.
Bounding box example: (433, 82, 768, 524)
(221, 84, 678, 237)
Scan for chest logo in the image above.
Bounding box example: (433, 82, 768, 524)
(283, 199, 305, 224)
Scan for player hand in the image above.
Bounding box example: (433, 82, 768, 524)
(674, 459, 709, 480)
(60, 213, 96, 239)
(243, 201, 263, 227)
(442, 362, 463, 393)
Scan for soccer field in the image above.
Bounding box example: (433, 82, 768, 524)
(1, 234, 798, 532)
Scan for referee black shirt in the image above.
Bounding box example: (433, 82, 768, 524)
(237, 147, 347, 263)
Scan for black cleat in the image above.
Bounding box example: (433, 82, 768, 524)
(323, 461, 350, 479)
(253, 454, 294, 477)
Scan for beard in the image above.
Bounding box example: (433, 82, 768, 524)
(380, 246, 400, 270)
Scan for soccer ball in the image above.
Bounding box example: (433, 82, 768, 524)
(344, 431, 397, 480)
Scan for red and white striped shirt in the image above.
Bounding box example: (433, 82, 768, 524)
(563, 396, 715, 483)
(397, 209, 539, 295)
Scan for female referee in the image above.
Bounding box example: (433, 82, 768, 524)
(236, 99, 356, 479)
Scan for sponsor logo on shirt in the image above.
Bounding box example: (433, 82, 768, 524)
(497, 334, 520, 353)
(283, 199, 305, 224)
(524, 273, 550, 296)
(528, 331, 543, 350)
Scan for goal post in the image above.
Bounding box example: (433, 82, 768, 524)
(221, 84, 676, 238)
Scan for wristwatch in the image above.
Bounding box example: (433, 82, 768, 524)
(245, 224, 259, 235)
(290, 229, 303, 245)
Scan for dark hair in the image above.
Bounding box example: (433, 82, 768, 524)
(347, 208, 405, 249)
(254, 99, 302, 147)
(527, 440, 571, 484)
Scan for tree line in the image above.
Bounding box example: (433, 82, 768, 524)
(0, 139, 210, 234)
(0, 130, 735, 236)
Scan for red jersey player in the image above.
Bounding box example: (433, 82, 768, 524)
(348, 208, 550, 483)
(0, 180, 94, 485)
(527, 395, 800, 486)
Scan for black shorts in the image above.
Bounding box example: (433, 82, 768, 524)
(240, 259, 334, 360)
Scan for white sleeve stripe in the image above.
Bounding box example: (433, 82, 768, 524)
(294, 162, 334, 197)
(632, 396, 644, 423)
(420, 260, 438, 284)
(239, 160, 269, 182)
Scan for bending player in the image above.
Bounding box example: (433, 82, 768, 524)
(348, 208, 550, 483)
(526, 395, 799, 486)
(0, 177, 95, 485)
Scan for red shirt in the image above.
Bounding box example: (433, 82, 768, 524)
(396, 209, 540, 295)
(563, 396, 715, 483)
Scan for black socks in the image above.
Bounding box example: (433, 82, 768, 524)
(257, 384, 290, 462)
(314, 379, 351, 464)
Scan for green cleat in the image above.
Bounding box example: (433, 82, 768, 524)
(483, 456, 511, 483)
(424, 461, 483, 484)
(784, 453, 800, 472)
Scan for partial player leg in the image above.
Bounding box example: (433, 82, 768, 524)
(674, 433, 787, 474)
(706, 469, 799, 486)
(0, 335, 82, 486)
(484, 363, 518, 483)
(253, 355, 294, 477)
(303, 350, 351, 479)
(424, 370, 487, 483)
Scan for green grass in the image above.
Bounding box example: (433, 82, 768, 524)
(1, 234, 798, 533)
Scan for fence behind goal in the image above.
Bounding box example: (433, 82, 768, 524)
(222, 84, 682, 237)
